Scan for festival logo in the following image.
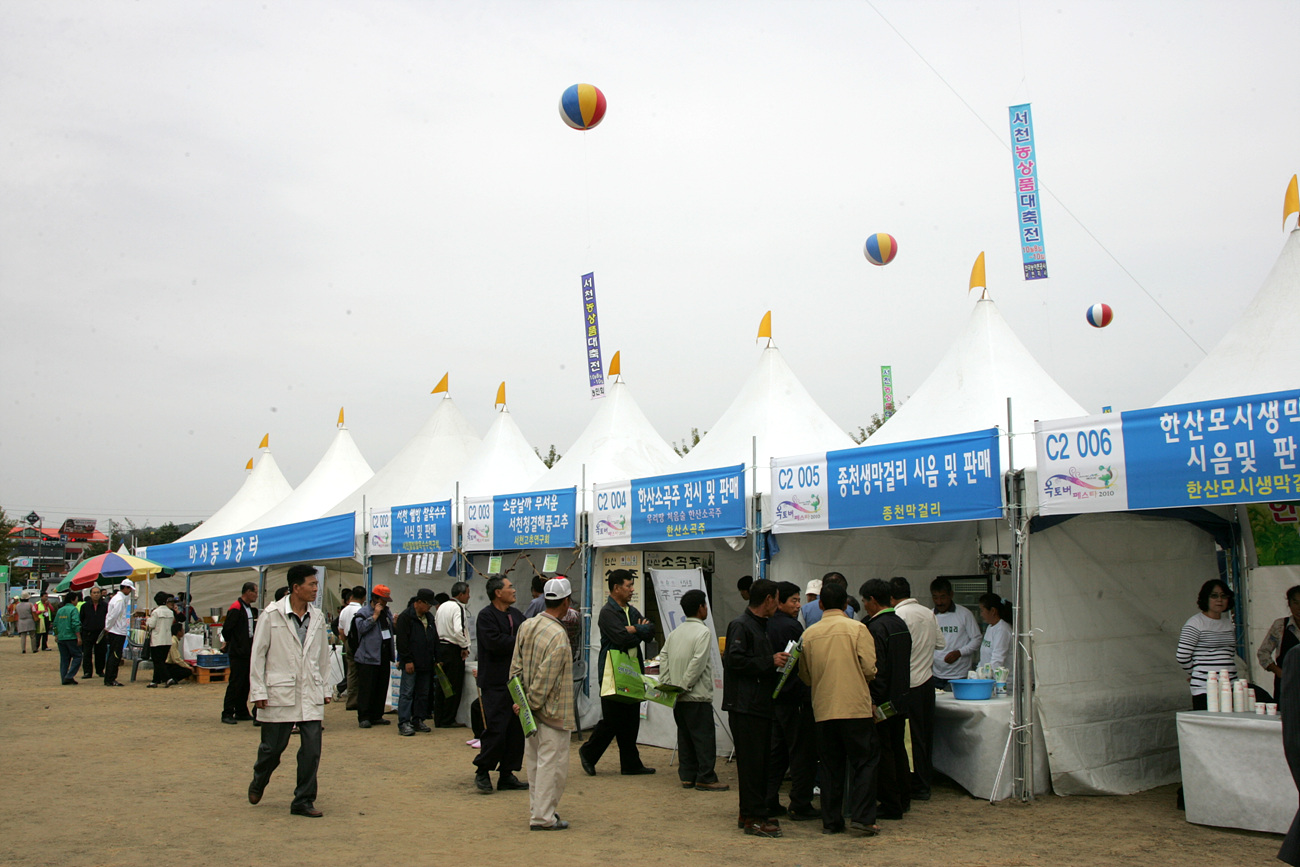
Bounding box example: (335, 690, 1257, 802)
(774, 493, 823, 523)
(1042, 465, 1117, 501)
(594, 515, 627, 538)
(465, 526, 491, 544)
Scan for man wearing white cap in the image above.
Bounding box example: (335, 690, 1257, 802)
(102, 579, 134, 687)
(509, 577, 575, 831)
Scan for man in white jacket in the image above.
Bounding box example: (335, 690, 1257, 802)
(248, 565, 332, 818)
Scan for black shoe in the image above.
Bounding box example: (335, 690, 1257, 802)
(358, 720, 372, 729)
(475, 771, 494, 794)
(498, 773, 529, 791)
(106, 681, 125, 687)
(788, 807, 819, 821)
(850, 821, 881, 836)
(62, 679, 77, 685)
(911, 790, 931, 801)
(248, 781, 264, 805)
(234, 713, 255, 721)
(621, 766, 655, 775)
(414, 719, 432, 732)
(877, 810, 904, 821)
(372, 718, 391, 725)
(578, 746, 596, 777)
(221, 716, 238, 725)
(399, 722, 415, 737)
(822, 823, 846, 835)
(290, 803, 323, 818)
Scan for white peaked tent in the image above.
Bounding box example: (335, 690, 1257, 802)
(1157, 227, 1300, 407)
(529, 378, 679, 492)
(245, 423, 374, 530)
(329, 395, 480, 529)
(1156, 226, 1300, 689)
(867, 296, 1087, 469)
(677, 344, 856, 496)
(456, 406, 547, 499)
(176, 449, 294, 543)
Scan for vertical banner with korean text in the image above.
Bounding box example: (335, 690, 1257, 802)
(881, 365, 896, 418)
(1009, 104, 1049, 280)
(581, 272, 605, 400)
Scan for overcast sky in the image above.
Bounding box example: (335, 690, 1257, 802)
(3, 0, 1298, 529)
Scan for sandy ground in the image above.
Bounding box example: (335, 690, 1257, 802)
(0, 637, 1281, 867)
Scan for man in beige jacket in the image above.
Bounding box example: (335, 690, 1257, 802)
(248, 565, 332, 818)
(798, 581, 880, 836)
(660, 588, 728, 792)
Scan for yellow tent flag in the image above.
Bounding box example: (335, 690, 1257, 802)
(258, 433, 269, 449)
(969, 252, 987, 292)
(337, 407, 345, 426)
(608, 351, 621, 377)
(245, 458, 254, 471)
(1285, 174, 1299, 230)
(495, 382, 506, 407)
(757, 310, 772, 341)
(431, 373, 449, 395)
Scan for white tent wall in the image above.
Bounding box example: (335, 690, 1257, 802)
(1026, 512, 1220, 795)
(1243, 563, 1300, 688)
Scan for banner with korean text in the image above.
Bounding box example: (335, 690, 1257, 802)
(142, 513, 356, 572)
(590, 465, 746, 547)
(1009, 103, 1049, 280)
(462, 488, 578, 552)
(368, 500, 452, 555)
(771, 429, 1004, 533)
(581, 273, 605, 400)
(1035, 389, 1300, 515)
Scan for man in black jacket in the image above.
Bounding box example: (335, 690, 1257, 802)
(723, 578, 790, 838)
(862, 578, 913, 820)
(395, 589, 439, 736)
(765, 581, 817, 821)
(79, 586, 109, 679)
(473, 577, 528, 794)
(578, 569, 657, 777)
(221, 583, 260, 725)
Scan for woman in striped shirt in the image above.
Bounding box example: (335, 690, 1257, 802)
(1176, 579, 1237, 710)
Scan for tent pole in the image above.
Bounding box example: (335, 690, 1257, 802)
(751, 436, 761, 580)
(362, 496, 372, 595)
(257, 567, 267, 609)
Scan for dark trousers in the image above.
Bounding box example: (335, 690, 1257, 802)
(474, 685, 524, 774)
(344, 646, 360, 710)
(582, 697, 646, 773)
(58, 639, 83, 682)
(224, 655, 252, 718)
(399, 669, 431, 723)
(81, 630, 106, 677)
(673, 700, 719, 784)
(767, 700, 816, 813)
(252, 720, 322, 809)
(909, 679, 937, 796)
(103, 633, 126, 685)
(729, 711, 773, 821)
(150, 645, 170, 684)
(435, 643, 467, 726)
(877, 714, 911, 816)
(355, 662, 389, 723)
(816, 717, 880, 828)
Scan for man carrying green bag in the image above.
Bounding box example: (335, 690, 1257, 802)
(578, 569, 657, 777)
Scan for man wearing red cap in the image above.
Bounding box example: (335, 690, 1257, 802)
(352, 584, 397, 728)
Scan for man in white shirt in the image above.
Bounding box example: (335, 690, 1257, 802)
(931, 577, 982, 686)
(102, 579, 134, 687)
(890, 577, 945, 802)
(434, 581, 471, 727)
(337, 584, 364, 710)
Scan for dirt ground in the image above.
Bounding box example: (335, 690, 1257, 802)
(0, 638, 1281, 867)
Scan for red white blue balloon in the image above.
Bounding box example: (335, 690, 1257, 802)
(863, 233, 898, 266)
(1086, 303, 1113, 328)
(559, 84, 606, 130)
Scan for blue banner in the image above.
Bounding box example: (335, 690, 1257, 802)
(493, 488, 577, 550)
(143, 513, 356, 572)
(1009, 104, 1049, 281)
(628, 464, 746, 544)
(369, 500, 451, 554)
(581, 273, 605, 400)
(770, 429, 1003, 533)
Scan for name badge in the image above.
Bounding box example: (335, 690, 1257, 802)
(381, 629, 392, 640)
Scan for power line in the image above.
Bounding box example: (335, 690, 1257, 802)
(863, 0, 1207, 355)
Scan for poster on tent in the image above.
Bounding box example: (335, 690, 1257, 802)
(1036, 389, 1300, 515)
(142, 513, 356, 571)
(368, 499, 451, 555)
(600, 550, 644, 612)
(1009, 103, 1049, 280)
(629, 464, 746, 545)
(650, 569, 725, 694)
(462, 488, 578, 551)
(770, 429, 1003, 533)
(1247, 502, 1300, 566)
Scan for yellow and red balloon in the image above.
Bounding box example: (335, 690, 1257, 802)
(864, 233, 898, 266)
(559, 83, 606, 130)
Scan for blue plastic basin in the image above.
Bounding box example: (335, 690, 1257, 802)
(952, 678, 995, 701)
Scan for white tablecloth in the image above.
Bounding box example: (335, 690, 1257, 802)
(933, 692, 1050, 800)
(1177, 711, 1295, 834)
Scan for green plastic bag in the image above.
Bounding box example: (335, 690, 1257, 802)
(600, 649, 645, 703)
